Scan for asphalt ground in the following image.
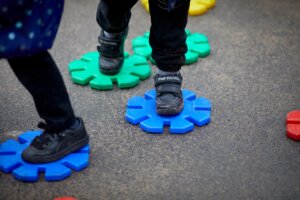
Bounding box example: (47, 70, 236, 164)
(1, 0, 300, 199)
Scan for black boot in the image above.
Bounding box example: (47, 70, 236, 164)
(154, 72, 184, 115)
(97, 27, 128, 75)
(22, 117, 89, 163)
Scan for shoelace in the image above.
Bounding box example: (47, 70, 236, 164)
(31, 122, 63, 150)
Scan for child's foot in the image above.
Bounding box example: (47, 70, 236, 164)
(22, 117, 89, 163)
(97, 28, 128, 75)
(154, 71, 184, 115)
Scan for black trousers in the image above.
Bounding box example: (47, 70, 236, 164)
(97, 0, 190, 72)
(7, 51, 76, 131)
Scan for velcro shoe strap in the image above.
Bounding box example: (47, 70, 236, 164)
(156, 83, 181, 94)
(98, 32, 126, 57)
(98, 36, 122, 47)
(154, 74, 182, 86)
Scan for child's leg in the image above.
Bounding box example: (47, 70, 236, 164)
(8, 51, 76, 131)
(149, 0, 190, 115)
(96, 0, 138, 33)
(149, 0, 190, 71)
(7, 51, 89, 163)
(96, 0, 138, 75)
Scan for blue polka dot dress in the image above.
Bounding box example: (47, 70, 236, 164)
(0, 0, 64, 59)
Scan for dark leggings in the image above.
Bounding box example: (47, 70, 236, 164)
(7, 51, 76, 131)
(97, 0, 190, 72)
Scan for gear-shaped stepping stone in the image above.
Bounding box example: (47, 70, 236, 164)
(69, 52, 151, 90)
(0, 130, 90, 182)
(132, 29, 210, 65)
(140, 0, 216, 16)
(286, 110, 300, 141)
(189, 0, 216, 16)
(125, 89, 211, 134)
(140, 0, 150, 12)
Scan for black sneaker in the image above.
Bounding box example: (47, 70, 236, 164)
(154, 73, 184, 115)
(21, 117, 89, 163)
(97, 27, 128, 75)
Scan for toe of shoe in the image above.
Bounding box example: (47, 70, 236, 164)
(21, 146, 47, 163)
(100, 56, 123, 70)
(21, 147, 36, 162)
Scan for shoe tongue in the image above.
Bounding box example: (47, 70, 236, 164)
(159, 93, 176, 101)
(32, 132, 52, 150)
(69, 119, 80, 130)
(37, 122, 48, 129)
(37, 122, 58, 133)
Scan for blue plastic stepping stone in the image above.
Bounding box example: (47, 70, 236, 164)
(125, 89, 211, 134)
(0, 130, 90, 182)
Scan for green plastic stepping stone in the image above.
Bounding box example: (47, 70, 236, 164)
(132, 29, 210, 65)
(69, 52, 151, 90)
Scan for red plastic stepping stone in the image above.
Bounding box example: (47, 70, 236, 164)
(53, 197, 77, 200)
(286, 110, 300, 141)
